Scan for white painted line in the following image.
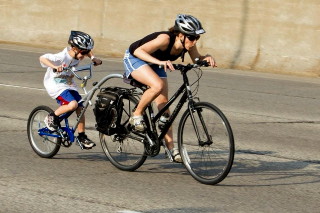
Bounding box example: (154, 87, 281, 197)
(0, 83, 45, 91)
(0, 83, 86, 97)
(0, 45, 122, 63)
(118, 210, 142, 213)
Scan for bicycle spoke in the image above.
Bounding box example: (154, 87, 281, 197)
(27, 106, 61, 158)
(100, 94, 147, 171)
(178, 102, 234, 185)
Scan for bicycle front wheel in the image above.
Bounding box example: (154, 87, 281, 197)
(178, 102, 234, 185)
(27, 106, 61, 158)
(100, 94, 147, 171)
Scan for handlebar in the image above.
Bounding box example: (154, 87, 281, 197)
(53, 63, 93, 80)
(159, 58, 209, 73)
(173, 59, 209, 72)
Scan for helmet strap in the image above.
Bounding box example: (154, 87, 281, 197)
(180, 36, 187, 62)
(72, 47, 80, 60)
(74, 52, 80, 59)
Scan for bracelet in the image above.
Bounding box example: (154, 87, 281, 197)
(90, 55, 95, 60)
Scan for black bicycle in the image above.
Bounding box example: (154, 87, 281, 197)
(100, 60, 235, 185)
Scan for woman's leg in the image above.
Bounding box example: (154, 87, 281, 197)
(130, 65, 164, 116)
(153, 78, 174, 150)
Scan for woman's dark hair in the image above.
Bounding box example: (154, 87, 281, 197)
(168, 27, 180, 36)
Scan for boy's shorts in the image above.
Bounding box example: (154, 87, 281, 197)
(123, 49, 167, 79)
(56, 89, 83, 107)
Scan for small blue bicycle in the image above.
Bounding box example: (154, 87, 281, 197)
(27, 63, 122, 158)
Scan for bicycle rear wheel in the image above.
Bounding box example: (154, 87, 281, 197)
(178, 102, 234, 185)
(27, 106, 61, 158)
(100, 94, 147, 171)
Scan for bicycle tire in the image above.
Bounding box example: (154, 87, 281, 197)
(178, 102, 234, 185)
(100, 94, 147, 171)
(27, 105, 61, 158)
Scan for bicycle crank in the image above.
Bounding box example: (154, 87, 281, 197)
(144, 133, 160, 157)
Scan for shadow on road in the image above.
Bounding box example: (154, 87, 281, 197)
(221, 149, 320, 187)
(138, 207, 218, 213)
(51, 148, 320, 187)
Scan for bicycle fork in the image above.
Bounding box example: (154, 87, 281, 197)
(188, 104, 212, 146)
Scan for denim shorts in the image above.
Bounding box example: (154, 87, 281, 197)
(123, 49, 167, 79)
(56, 89, 83, 107)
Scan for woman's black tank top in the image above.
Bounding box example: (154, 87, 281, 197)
(129, 31, 182, 61)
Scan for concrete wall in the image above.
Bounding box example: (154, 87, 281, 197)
(0, 0, 319, 76)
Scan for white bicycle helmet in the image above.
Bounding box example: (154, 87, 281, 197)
(68, 31, 94, 50)
(174, 14, 205, 36)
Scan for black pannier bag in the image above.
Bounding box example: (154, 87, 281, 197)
(93, 87, 124, 135)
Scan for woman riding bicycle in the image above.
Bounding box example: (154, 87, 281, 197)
(123, 14, 216, 162)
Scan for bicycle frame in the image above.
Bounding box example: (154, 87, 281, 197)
(143, 70, 202, 144)
(38, 63, 123, 144)
(89, 60, 234, 185)
(69, 73, 123, 135)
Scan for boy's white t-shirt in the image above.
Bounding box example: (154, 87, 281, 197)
(41, 47, 80, 99)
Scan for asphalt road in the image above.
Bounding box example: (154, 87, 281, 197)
(0, 43, 319, 213)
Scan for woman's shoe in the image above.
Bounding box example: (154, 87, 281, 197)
(129, 115, 146, 132)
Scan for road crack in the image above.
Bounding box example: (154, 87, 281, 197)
(0, 114, 27, 121)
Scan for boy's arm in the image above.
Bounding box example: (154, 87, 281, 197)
(88, 51, 102, 66)
(39, 56, 63, 72)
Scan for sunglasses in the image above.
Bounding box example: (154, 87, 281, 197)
(186, 35, 200, 41)
(79, 50, 91, 55)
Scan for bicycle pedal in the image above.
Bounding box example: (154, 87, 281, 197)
(131, 129, 146, 134)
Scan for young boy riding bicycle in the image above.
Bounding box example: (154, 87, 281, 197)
(39, 30, 102, 149)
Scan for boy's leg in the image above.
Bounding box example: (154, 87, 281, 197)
(54, 101, 78, 116)
(75, 105, 96, 149)
(76, 106, 85, 133)
(45, 89, 95, 148)
(57, 90, 95, 149)
(44, 90, 79, 131)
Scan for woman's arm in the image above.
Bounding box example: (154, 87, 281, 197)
(133, 34, 175, 71)
(188, 45, 216, 67)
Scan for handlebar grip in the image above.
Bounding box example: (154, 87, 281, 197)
(173, 64, 179, 70)
(53, 67, 69, 73)
(196, 60, 209, 67)
(159, 64, 181, 70)
(200, 60, 209, 67)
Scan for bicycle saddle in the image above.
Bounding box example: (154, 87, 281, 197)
(123, 74, 147, 90)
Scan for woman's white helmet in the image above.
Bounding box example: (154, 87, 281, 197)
(68, 31, 94, 50)
(174, 14, 205, 36)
